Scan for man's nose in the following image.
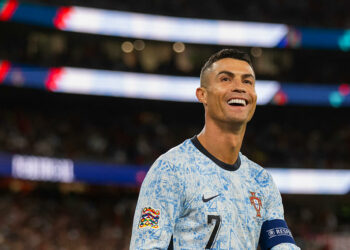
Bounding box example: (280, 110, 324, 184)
(232, 88, 246, 93)
(231, 79, 246, 93)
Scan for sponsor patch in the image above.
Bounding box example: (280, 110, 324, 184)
(138, 207, 160, 229)
(266, 227, 293, 239)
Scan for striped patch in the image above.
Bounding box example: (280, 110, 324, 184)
(138, 207, 160, 229)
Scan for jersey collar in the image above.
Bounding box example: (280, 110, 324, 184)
(190, 136, 241, 171)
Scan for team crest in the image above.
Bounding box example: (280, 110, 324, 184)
(138, 207, 160, 229)
(249, 192, 263, 218)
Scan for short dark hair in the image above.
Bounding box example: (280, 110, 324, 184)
(200, 49, 253, 87)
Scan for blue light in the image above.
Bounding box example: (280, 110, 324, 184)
(329, 91, 344, 108)
(339, 30, 350, 51)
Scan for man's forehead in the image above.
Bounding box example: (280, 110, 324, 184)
(210, 58, 254, 76)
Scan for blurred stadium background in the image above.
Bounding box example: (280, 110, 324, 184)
(0, 0, 350, 249)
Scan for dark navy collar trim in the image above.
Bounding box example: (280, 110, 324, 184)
(191, 136, 241, 171)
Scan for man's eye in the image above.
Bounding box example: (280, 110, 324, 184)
(221, 77, 230, 82)
(244, 80, 252, 85)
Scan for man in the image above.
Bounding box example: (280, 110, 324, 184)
(130, 49, 300, 249)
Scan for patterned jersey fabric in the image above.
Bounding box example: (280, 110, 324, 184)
(130, 137, 300, 249)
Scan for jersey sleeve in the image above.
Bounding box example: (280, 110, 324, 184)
(271, 243, 301, 250)
(264, 173, 284, 221)
(130, 157, 184, 250)
(259, 172, 300, 250)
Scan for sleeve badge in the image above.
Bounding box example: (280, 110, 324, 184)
(138, 207, 161, 229)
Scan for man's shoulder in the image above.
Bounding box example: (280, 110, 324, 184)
(240, 153, 274, 188)
(240, 153, 266, 172)
(150, 138, 196, 171)
(159, 138, 196, 160)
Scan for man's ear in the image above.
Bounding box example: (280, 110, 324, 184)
(196, 87, 207, 105)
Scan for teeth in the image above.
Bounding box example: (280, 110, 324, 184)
(227, 99, 247, 106)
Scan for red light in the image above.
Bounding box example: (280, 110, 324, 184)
(53, 7, 73, 29)
(338, 83, 350, 96)
(0, 0, 18, 21)
(0, 60, 11, 83)
(45, 68, 63, 91)
(136, 170, 147, 185)
(273, 90, 288, 106)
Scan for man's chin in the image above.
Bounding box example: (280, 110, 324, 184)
(228, 119, 248, 126)
(226, 114, 251, 124)
(217, 117, 250, 129)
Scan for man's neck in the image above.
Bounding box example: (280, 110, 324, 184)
(197, 119, 246, 165)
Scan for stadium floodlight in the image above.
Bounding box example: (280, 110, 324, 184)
(268, 168, 350, 195)
(1, 60, 350, 107)
(52, 67, 280, 105)
(0, 60, 280, 105)
(0, 0, 349, 50)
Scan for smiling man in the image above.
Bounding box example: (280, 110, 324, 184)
(130, 49, 300, 249)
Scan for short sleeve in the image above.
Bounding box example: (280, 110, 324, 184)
(264, 173, 285, 221)
(260, 173, 300, 250)
(130, 158, 183, 249)
(271, 243, 301, 250)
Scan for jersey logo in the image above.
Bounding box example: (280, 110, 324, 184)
(138, 207, 160, 229)
(202, 194, 220, 203)
(249, 192, 262, 218)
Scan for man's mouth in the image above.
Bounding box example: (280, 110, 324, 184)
(227, 98, 248, 107)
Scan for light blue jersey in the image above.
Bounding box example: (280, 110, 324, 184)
(130, 137, 300, 249)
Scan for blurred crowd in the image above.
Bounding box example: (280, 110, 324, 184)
(0, 105, 193, 166)
(27, 0, 350, 28)
(0, 183, 349, 250)
(0, 99, 349, 169)
(0, 187, 136, 250)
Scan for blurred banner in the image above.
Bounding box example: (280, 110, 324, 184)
(0, 153, 148, 186)
(1, 60, 350, 107)
(1, 0, 350, 50)
(0, 153, 349, 194)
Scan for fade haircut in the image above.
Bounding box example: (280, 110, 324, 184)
(200, 49, 253, 87)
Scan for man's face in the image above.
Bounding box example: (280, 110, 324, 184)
(198, 58, 257, 125)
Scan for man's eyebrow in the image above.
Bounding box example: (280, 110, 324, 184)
(217, 71, 255, 80)
(242, 73, 255, 80)
(216, 71, 234, 77)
